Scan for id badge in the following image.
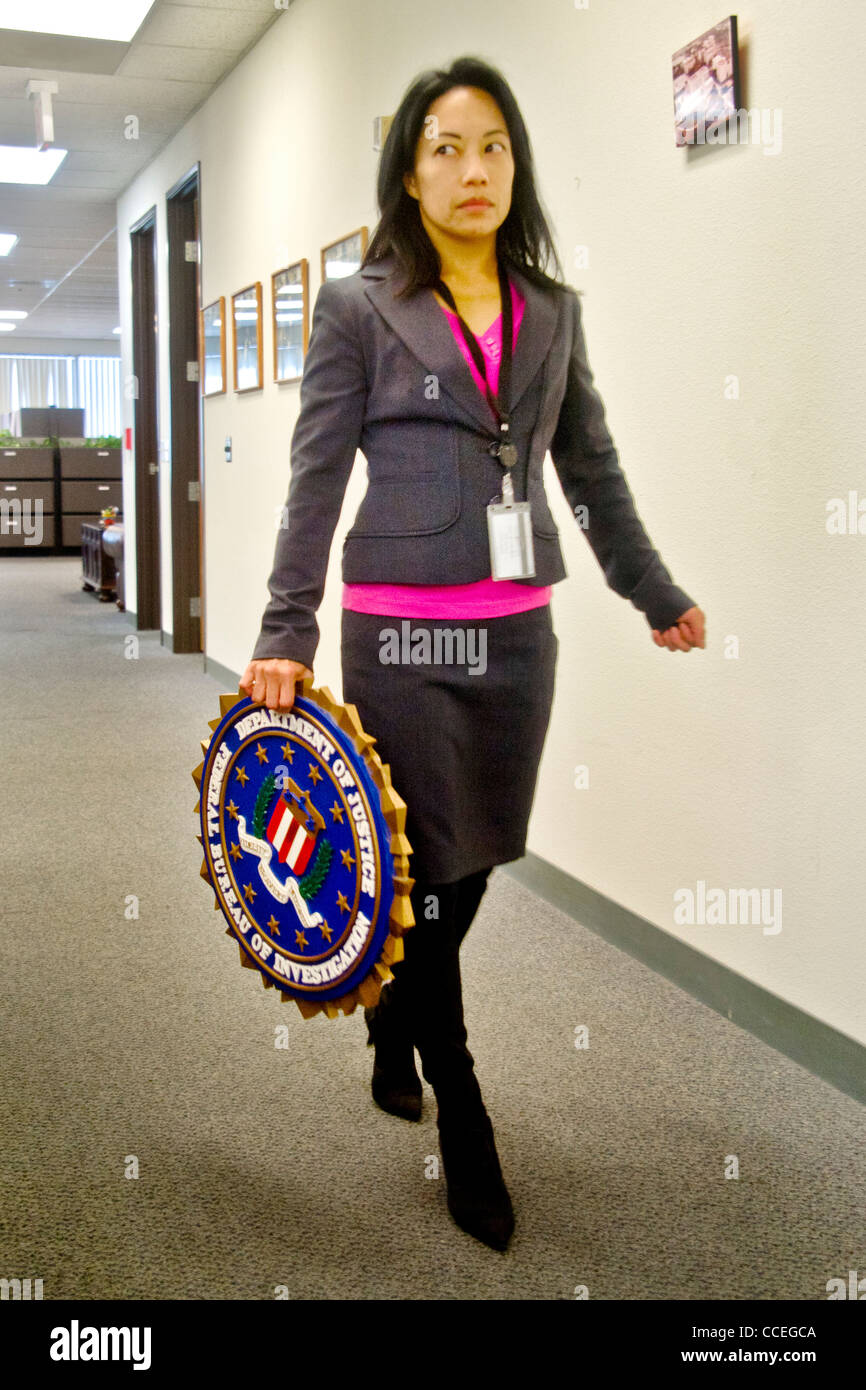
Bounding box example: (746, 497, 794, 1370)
(486, 500, 536, 579)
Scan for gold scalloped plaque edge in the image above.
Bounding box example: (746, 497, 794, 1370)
(194, 682, 415, 1023)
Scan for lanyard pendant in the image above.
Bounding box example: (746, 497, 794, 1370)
(488, 437, 518, 470)
(486, 493, 536, 579)
(486, 435, 535, 580)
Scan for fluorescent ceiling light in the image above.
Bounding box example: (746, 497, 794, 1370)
(0, 233, 19, 255)
(0, 146, 67, 184)
(0, 310, 28, 319)
(0, 1, 156, 43)
(0, 323, 16, 332)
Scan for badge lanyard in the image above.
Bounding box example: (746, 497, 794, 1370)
(433, 259, 535, 579)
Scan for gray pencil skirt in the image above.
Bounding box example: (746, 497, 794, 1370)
(339, 603, 559, 885)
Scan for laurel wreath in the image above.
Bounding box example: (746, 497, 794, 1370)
(252, 773, 277, 838)
(299, 839, 333, 900)
(251, 771, 332, 899)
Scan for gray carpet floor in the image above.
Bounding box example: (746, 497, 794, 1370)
(1, 556, 863, 1301)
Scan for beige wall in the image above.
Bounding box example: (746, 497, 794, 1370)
(116, 0, 866, 1042)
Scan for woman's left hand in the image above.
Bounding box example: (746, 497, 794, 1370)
(651, 605, 705, 652)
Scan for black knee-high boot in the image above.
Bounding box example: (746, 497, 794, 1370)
(382, 871, 496, 1106)
(389, 880, 480, 1109)
(394, 873, 514, 1252)
(365, 972, 423, 1122)
(453, 867, 493, 950)
(364, 868, 492, 1120)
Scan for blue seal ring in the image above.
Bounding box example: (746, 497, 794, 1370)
(194, 686, 414, 1018)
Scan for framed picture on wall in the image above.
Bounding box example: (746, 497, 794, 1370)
(321, 227, 368, 283)
(272, 259, 309, 384)
(232, 282, 263, 392)
(200, 297, 226, 396)
(672, 16, 740, 146)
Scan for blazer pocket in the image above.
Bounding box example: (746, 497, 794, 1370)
(346, 473, 460, 537)
(347, 424, 460, 536)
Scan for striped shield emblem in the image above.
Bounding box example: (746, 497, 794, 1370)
(266, 795, 316, 875)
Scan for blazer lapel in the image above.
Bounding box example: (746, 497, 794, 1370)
(361, 251, 558, 437)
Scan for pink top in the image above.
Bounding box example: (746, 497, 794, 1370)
(341, 278, 551, 618)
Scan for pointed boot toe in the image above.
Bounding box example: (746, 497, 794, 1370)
(446, 1195, 514, 1251)
(437, 1111, 514, 1251)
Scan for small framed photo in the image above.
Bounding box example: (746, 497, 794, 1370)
(232, 282, 264, 392)
(272, 259, 309, 384)
(321, 227, 368, 283)
(200, 297, 226, 396)
(673, 16, 740, 147)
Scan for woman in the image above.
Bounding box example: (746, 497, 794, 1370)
(240, 56, 705, 1254)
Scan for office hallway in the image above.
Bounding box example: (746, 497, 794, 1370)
(1, 555, 863, 1300)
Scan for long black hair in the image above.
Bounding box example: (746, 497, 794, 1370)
(362, 55, 566, 298)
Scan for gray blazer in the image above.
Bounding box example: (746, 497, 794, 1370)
(252, 250, 695, 669)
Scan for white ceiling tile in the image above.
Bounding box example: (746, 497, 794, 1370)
(0, 0, 285, 341)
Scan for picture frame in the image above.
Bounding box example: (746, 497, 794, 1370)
(272, 259, 309, 384)
(231, 282, 263, 392)
(200, 297, 226, 397)
(321, 227, 368, 283)
(672, 16, 740, 147)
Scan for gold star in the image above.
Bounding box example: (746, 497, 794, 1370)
(254, 742, 269, 765)
(227, 800, 240, 821)
(280, 740, 294, 763)
(229, 842, 242, 862)
(319, 919, 333, 942)
(340, 847, 355, 869)
(235, 765, 249, 787)
(330, 801, 345, 823)
(243, 882, 257, 903)
(295, 928, 308, 949)
(336, 890, 350, 914)
(307, 762, 323, 784)
(267, 915, 281, 936)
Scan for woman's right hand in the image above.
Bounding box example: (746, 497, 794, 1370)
(238, 658, 313, 715)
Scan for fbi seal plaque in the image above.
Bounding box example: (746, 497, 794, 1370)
(192, 679, 415, 1019)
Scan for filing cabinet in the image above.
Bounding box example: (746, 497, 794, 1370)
(59, 446, 122, 547)
(0, 443, 122, 552)
(0, 446, 56, 550)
